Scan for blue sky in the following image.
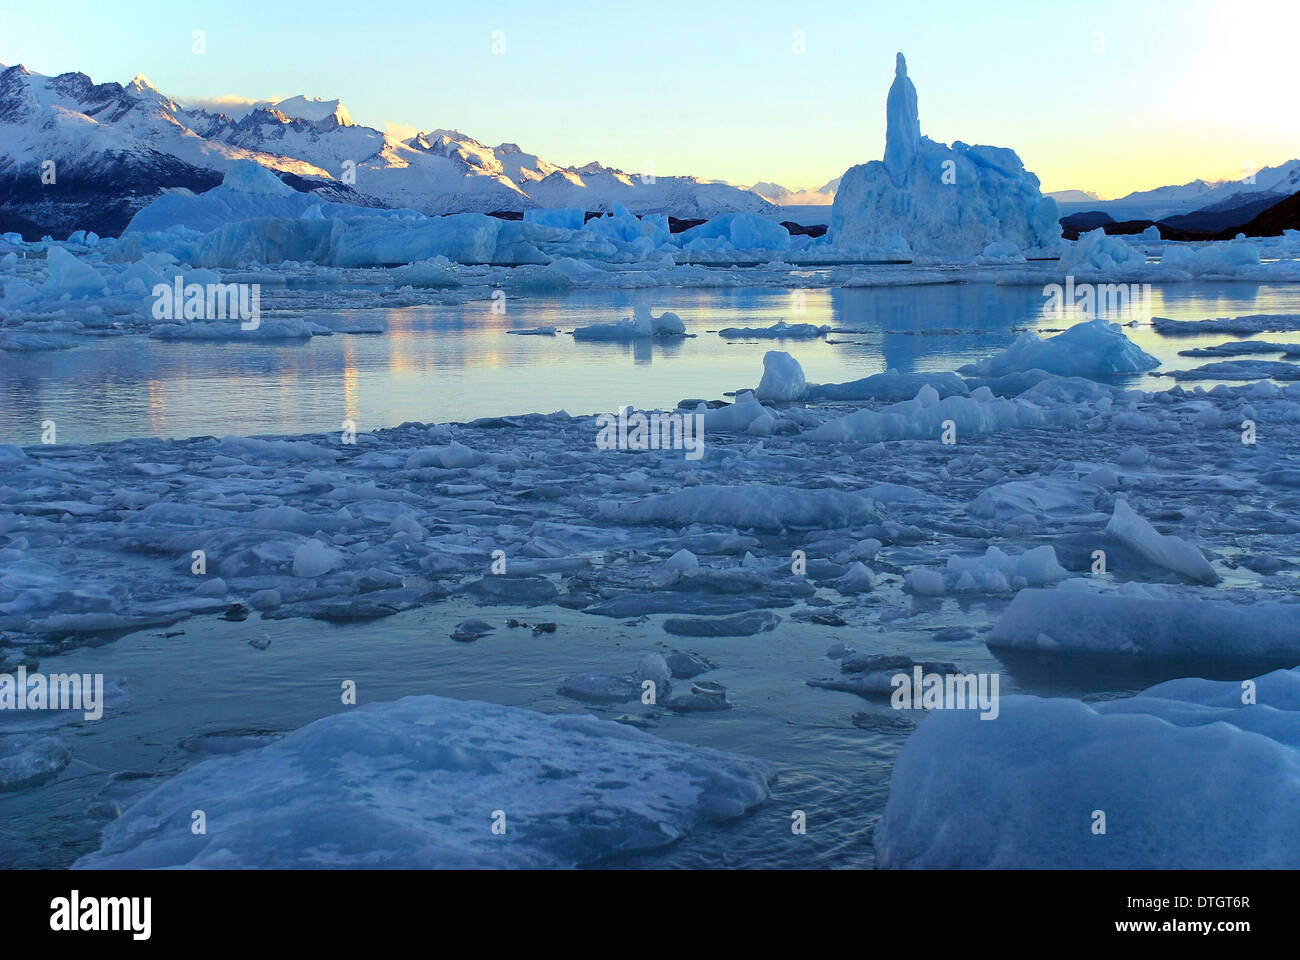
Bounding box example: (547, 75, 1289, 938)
(2, 0, 1296, 197)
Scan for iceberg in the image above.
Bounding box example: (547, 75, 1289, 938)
(125, 160, 392, 236)
(677, 213, 791, 252)
(44, 245, 107, 295)
(830, 54, 1062, 257)
(1058, 227, 1148, 274)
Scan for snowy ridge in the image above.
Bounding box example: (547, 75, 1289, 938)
(0, 63, 362, 238)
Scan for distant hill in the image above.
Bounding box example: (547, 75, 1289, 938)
(1160, 191, 1289, 234)
(1228, 189, 1300, 238)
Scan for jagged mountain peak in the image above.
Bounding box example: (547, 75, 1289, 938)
(127, 73, 160, 95)
(272, 94, 353, 128)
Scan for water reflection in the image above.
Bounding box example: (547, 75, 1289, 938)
(3, 281, 1299, 445)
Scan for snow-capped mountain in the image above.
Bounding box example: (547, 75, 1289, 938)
(746, 178, 840, 206)
(0, 63, 346, 237)
(198, 112, 530, 216)
(1059, 160, 1300, 221)
(397, 131, 773, 218)
(0, 62, 773, 238)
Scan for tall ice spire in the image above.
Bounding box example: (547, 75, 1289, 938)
(883, 52, 921, 181)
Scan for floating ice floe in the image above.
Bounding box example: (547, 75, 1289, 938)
(875, 666, 1300, 867)
(0, 734, 73, 793)
(450, 617, 495, 642)
(572, 305, 687, 341)
(1177, 340, 1300, 358)
(598, 484, 880, 531)
(987, 587, 1300, 659)
(2, 349, 1297, 648)
(960, 318, 1160, 380)
(662, 610, 782, 637)
(717, 320, 829, 340)
(560, 653, 675, 703)
(1152, 313, 1300, 336)
(808, 382, 1060, 444)
(905, 544, 1069, 595)
(806, 368, 969, 402)
(1160, 359, 1300, 381)
(75, 695, 773, 868)
(809, 654, 960, 697)
(1104, 498, 1219, 584)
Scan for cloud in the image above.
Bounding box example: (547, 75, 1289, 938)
(180, 95, 287, 118)
(382, 121, 422, 142)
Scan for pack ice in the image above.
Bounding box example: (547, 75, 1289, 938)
(5, 318, 1297, 653)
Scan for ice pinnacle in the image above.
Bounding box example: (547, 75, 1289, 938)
(883, 52, 921, 182)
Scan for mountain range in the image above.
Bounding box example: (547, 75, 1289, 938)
(1106, 160, 1300, 218)
(0, 63, 775, 239)
(1054, 161, 1300, 222)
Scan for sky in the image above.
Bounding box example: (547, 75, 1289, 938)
(1, 0, 1296, 199)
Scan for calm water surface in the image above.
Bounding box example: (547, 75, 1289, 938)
(4, 278, 1300, 445)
